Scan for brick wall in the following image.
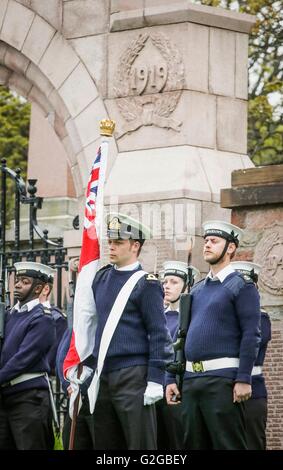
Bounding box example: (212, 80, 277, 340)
(231, 208, 283, 450)
(264, 322, 283, 449)
(225, 166, 283, 450)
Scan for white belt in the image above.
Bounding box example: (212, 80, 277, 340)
(2, 372, 46, 388)
(186, 357, 239, 373)
(186, 359, 263, 375)
(251, 366, 262, 376)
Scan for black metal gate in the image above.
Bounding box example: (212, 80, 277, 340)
(0, 158, 70, 426)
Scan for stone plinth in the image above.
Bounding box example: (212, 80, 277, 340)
(221, 164, 283, 450)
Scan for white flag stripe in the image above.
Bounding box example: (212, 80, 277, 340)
(73, 260, 99, 360)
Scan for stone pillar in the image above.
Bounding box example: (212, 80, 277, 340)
(221, 164, 283, 450)
(27, 102, 77, 237)
(101, 1, 255, 273)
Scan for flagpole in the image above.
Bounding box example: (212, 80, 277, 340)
(95, 119, 116, 243)
(68, 119, 115, 450)
(68, 363, 82, 450)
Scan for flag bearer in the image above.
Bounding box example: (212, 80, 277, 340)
(90, 213, 173, 450)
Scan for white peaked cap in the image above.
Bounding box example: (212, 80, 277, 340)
(163, 261, 200, 280)
(231, 261, 261, 276)
(14, 261, 56, 282)
(106, 212, 151, 239)
(202, 220, 244, 245)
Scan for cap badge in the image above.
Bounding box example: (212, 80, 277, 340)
(108, 217, 121, 231)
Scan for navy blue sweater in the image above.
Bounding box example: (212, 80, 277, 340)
(184, 272, 261, 384)
(92, 265, 173, 384)
(56, 329, 72, 394)
(165, 310, 179, 340)
(0, 304, 55, 396)
(252, 311, 271, 399)
(47, 306, 67, 374)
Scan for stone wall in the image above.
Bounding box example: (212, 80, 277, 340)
(221, 164, 283, 450)
(1, 0, 256, 257)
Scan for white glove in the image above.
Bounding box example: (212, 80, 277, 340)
(66, 365, 93, 385)
(143, 381, 164, 406)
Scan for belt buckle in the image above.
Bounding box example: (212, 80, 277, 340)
(192, 361, 204, 373)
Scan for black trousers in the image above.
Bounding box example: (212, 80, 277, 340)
(156, 398, 184, 449)
(93, 365, 157, 450)
(62, 397, 95, 450)
(245, 397, 267, 450)
(0, 389, 54, 450)
(182, 376, 247, 450)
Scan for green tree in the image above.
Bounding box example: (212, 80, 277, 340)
(193, 0, 283, 165)
(0, 85, 31, 220)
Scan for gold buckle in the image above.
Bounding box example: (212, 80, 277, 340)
(192, 361, 204, 373)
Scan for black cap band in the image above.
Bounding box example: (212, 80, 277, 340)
(16, 269, 53, 284)
(204, 229, 239, 246)
(164, 269, 187, 281)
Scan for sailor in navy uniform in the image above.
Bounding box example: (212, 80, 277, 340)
(0, 262, 56, 450)
(166, 221, 261, 450)
(39, 271, 67, 374)
(157, 261, 199, 450)
(231, 261, 271, 450)
(90, 213, 173, 450)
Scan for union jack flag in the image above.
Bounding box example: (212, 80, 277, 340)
(63, 146, 104, 375)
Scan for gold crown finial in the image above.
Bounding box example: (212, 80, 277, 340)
(100, 119, 115, 137)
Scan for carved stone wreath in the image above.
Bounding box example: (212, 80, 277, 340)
(113, 32, 185, 139)
(254, 223, 283, 296)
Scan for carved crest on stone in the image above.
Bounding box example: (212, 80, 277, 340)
(113, 33, 185, 139)
(254, 223, 283, 296)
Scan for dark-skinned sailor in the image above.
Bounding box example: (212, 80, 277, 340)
(0, 262, 56, 450)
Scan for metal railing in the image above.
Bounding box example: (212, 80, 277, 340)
(0, 158, 70, 426)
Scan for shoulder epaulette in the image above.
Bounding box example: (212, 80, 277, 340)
(43, 306, 52, 316)
(145, 273, 158, 281)
(94, 263, 112, 284)
(52, 306, 67, 319)
(97, 263, 112, 273)
(224, 272, 253, 297)
(241, 273, 254, 284)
